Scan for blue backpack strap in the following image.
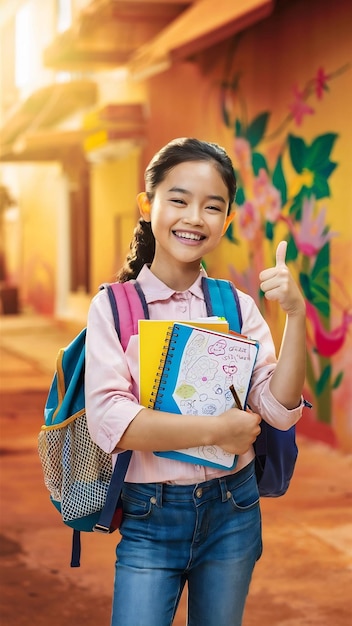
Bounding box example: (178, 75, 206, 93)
(202, 277, 242, 333)
(70, 530, 81, 567)
(93, 449, 132, 534)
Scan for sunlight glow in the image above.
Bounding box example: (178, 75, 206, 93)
(15, 1, 34, 88)
(57, 0, 72, 33)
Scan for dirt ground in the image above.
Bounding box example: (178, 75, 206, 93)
(0, 327, 352, 625)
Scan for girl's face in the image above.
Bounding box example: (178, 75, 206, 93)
(142, 160, 230, 275)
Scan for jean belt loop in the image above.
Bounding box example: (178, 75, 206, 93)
(219, 477, 229, 502)
(155, 483, 163, 507)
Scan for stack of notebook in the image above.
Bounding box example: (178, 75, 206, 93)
(139, 319, 259, 470)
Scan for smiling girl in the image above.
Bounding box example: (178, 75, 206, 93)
(85, 138, 306, 626)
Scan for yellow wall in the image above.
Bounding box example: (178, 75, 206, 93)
(90, 147, 141, 291)
(14, 163, 63, 315)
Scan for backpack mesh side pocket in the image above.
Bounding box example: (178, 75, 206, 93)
(38, 413, 113, 522)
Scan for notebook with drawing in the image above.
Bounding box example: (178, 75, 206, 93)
(138, 318, 229, 408)
(149, 323, 259, 469)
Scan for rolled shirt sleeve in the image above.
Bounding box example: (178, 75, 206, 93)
(85, 289, 144, 454)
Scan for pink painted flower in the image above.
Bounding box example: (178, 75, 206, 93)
(238, 200, 261, 240)
(315, 67, 329, 100)
(253, 169, 282, 223)
(289, 85, 315, 126)
(292, 195, 338, 256)
(228, 264, 260, 305)
(306, 300, 352, 357)
(234, 137, 251, 170)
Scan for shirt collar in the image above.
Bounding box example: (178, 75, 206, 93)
(136, 264, 207, 304)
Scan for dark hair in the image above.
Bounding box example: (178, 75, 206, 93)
(116, 137, 237, 282)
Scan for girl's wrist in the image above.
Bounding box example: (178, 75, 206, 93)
(201, 416, 219, 447)
(286, 298, 306, 318)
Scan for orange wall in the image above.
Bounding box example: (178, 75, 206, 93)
(143, 0, 352, 450)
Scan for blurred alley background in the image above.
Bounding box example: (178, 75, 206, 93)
(0, 0, 351, 623)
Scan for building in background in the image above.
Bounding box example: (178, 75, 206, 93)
(0, 0, 351, 449)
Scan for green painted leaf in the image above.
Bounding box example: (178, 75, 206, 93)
(316, 365, 331, 396)
(310, 296, 330, 318)
(301, 265, 330, 315)
(332, 371, 344, 389)
(305, 133, 338, 170)
(235, 118, 242, 137)
(313, 273, 330, 291)
(311, 259, 329, 282)
(318, 302, 330, 318)
(311, 283, 330, 305)
(315, 243, 330, 292)
(246, 112, 270, 148)
(252, 152, 268, 175)
(286, 234, 298, 262)
(318, 160, 337, 179)
(235, 187, 245, 205)
(224, 222, 239, 244)
(312, 173, 330, 199)
(299, 272, 312, 300)
(289, 195, 303, 219)
(272, 156, 287, 206)
(265, 221, 275, 240)
(288, 188, 313, 220)
(289, 135, 307, 173)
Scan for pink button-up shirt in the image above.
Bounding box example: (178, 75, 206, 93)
(85, 265, 303, 484)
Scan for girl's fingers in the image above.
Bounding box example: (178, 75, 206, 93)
(275, 240, 287, 267)
(259, 241, 287, 282)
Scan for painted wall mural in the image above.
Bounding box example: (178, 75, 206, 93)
(217, 63, 351, 448)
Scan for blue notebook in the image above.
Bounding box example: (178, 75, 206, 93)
(151, 323, 259, 469)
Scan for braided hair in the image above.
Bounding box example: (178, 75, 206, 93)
(116, 138, 237, 282)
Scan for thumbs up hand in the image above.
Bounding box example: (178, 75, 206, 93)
(259, 241, 305, 315)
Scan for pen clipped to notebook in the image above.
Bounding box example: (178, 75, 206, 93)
(229, 384, 243, 411)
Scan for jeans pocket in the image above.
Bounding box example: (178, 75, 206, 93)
(228, 472, 260, 511)
(121, 486, 154, 520)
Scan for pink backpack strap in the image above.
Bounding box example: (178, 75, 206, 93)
(108, 280, 149, 351)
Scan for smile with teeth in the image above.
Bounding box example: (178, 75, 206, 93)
(173, 230, 205, 241)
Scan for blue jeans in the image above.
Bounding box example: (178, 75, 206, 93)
(111, 461, 262, 626)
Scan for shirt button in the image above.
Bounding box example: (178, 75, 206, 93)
(195, 488, 203, 498)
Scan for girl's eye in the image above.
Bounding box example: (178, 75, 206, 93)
(170, 198, 186, 205)
(206, 205, 222, 212)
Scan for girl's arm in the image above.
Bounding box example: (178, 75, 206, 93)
(116, 406, 261, 456)
(259, 241, 306, 409)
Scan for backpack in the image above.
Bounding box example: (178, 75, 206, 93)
(38, 277, 298, 567)
(38, 282, 144, 566)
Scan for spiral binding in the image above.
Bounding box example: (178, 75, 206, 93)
(147, 326, 179, 409)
